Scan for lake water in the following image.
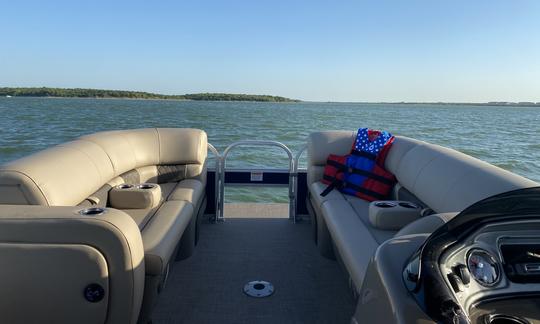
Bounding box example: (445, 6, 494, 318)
(1, 97, 539, 203)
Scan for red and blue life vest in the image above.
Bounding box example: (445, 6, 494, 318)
(321, 128, 396, 202)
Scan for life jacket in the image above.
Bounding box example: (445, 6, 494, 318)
(321, 128, 396, 202)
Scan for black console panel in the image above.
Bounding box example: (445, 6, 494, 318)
(501, 244, 540, 283)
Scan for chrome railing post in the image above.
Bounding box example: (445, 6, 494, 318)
(218, 153, 225, 221)
(288, 157, 295, 223)
(292, 144, 307, 223)
(207, 143, 221, 223)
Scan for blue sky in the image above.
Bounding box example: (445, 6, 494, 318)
(1, 0, 539, 102)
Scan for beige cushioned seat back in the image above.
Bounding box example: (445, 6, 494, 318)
(0, 140, 114, 206)
(80, 128, 159, 175)
(0, 128, 207, 206)
(307, 131, 356, 185)
(383, 136, 422, 174)
(156, 128, 207, 179)
(307, 131, 416, 186)
(392, 141, 537, 213)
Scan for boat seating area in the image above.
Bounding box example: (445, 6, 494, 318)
(307, 131, 538, 294)
(0, 128, 208, 323)
(1, 127, 539, 324)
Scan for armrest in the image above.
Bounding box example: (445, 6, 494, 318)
(109, 183, 162, 209)
(0, 205, 144, 324)
(369, 201, 422, 230)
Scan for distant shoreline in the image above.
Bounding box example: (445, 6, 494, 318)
(1, 87, 538, 107)
(4, 96, 191, 102)
(0, 87, 300, 103)
(1, 96, 303, 104)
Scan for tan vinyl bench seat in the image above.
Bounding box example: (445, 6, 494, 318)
(121, 179, 204, 275)
(141, 200, 194, 275)
(122, 179, 204, 230)
(307, 131, 538, 293)
(0, 128, 208, 323)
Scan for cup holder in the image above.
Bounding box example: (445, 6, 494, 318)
(117, 184, 133, 189)
(79, 207, 106, 216)
(374, 202, 397, 208)
(137, 183, 156, 190)
(485, 314, 529, 324)
(398, 202, 420, 209)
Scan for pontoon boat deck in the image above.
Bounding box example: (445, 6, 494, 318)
(1, 128, 539, 324)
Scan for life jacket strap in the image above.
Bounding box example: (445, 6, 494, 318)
(320, 155, 394, 197)
(325, 159, 347, 171)
(346, 168, 394, 185)
(326, 156, 392, 185)
(320, 181, 337, 197)
(342, 180, 387, 200)
(321, 174, 344, 197)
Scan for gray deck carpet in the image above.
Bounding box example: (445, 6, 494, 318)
(152, 218, 356, 324)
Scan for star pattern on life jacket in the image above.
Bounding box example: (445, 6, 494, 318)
(354, 128, 393, 154)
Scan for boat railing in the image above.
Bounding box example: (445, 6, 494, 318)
(217, 140, 297, 222)
(208, 141, 309, 223)
(207, 143, 222, 222)
(292, 144, 308, 222)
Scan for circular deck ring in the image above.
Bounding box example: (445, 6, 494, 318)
(243, 280, 274, 298)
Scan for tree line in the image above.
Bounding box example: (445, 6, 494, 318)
(0, 87, 300, 102)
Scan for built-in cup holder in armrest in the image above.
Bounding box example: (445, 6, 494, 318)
(109, 183, 162, 209)
(368, 200, 422, 231)
(78, 207, 107, 216)
(398, 202, 420, 209)
(137, 183, 156, 190)
(374, 201, 397, 208)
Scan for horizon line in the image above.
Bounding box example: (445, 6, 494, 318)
(1, 86, 539, 105)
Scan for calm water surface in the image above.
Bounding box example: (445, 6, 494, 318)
(1, 97, 539, 202)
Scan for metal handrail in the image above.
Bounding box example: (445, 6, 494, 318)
(207, 143, 221, 222)
(292, 144, 307, 221)
(219, 140, 295, 222)
(293, 144, 308, 173)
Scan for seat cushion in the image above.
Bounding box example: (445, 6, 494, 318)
(343, 195, 396, 244)
(122, 207, 161, 230)
(312, 180, 396, 244)
(318, 190, 397, 291)
(309, 181, 345, 210)
(167, 179, 204, 207)
(122, 182, 194, 275)
(320, 200, 379, 290)
(141, 200, 194, 276)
